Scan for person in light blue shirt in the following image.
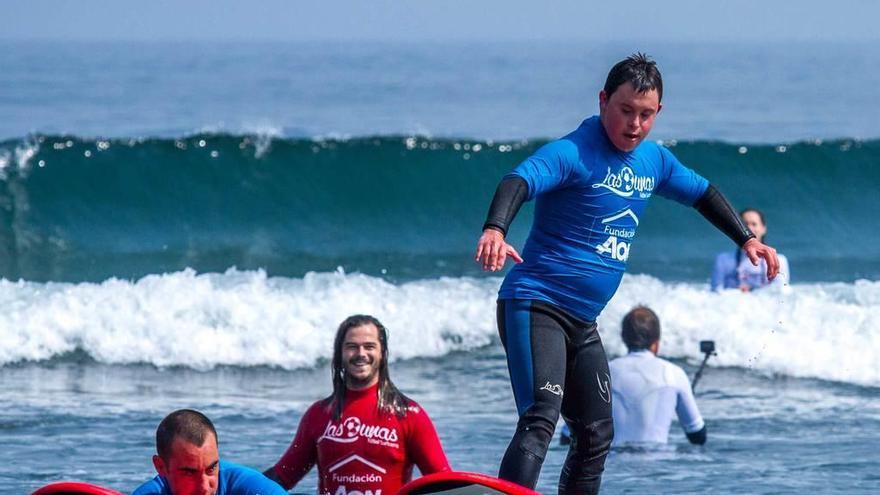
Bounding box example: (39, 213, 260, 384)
(711, 208, 790, 291)
(610, 306, 705, 445)
(133, 409, 286, 495)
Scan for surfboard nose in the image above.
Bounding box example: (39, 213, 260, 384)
(31, 481, 124, 495)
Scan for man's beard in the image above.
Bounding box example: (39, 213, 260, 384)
(345, 358, 378, 388)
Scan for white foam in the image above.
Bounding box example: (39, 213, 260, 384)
(239, 121, 283, 158)
(15, 139, 39, 169)
(0, 138, 40, 180)
(0, 268, 498, 370)
(0, 270, 877, 387)
(0, 148, 10, 180)
(600, 274, 880, 387)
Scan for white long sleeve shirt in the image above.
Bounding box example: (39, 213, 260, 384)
(610, 350, 705, 444)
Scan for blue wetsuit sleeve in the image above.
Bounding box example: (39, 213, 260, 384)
(506, 139, 579, 199)
(222, 462, 288, 495)
(674, 367, 705, 434)
(655, 146, 709, 206)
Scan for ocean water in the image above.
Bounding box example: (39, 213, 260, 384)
(1, 135, 877, 283)
(1, 40, 879, 494)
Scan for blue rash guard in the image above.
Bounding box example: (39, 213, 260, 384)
(498, 116, 709, 321)
(132, 461, 287, 495)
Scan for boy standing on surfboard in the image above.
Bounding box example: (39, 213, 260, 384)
(474, 53, 778, 494)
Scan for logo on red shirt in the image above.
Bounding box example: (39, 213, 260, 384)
(319, 416, 400, 448)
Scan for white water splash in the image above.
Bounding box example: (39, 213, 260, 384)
(0, 270, 877, 386)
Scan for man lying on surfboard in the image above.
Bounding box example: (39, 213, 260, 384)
(132, 409, 286, 495)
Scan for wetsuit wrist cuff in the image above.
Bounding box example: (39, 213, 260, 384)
(686, 425, 707, 445)
(482, 224, 507, 237)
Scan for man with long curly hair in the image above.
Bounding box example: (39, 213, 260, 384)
(265, 315, 450, 495)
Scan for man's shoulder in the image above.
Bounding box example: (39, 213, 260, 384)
(609, 352, 643, 366)
(396, 397, 440, 432)
(131, 476, 168, 495)
(304, 397, 333, 416)
(220, 461, 287, 495)
(657, 358, 691, 386)
(633, 139, 674, 164)
(548, 117, 601, 153)
(565, 116, 599, 137)
(403, 397, 426, 415)
(657, 356, 685, 371)
(220, 460, 256, 476)
(285, 399, 332, 439)
(540, 132, 584, 160)
(609, 353, 647, 377)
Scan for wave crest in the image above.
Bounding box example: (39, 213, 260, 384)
(1, 270, 878, 388)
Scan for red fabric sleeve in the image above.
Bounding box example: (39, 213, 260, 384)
(405, 403, 451, 475)
(273, 402, 322, 489)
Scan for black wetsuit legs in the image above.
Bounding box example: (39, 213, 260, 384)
(497, 300, 613, 495)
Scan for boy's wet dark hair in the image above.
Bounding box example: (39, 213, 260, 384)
(604, 53, 663, 102)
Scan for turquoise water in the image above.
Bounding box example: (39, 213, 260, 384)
(1, 135, 877, 283)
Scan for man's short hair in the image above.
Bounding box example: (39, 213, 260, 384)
(621, 306, 661, 351)
(156, 409, 218, 461)
(604, 53, 663, 102)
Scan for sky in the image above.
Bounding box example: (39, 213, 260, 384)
(3, 0, 879, 43)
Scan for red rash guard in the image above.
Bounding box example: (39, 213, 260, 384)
(273, 384, 450, 495)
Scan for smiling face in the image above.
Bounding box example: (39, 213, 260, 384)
(342, 323, 383, 390)
(152, 433, 220, 495)
(599, 82, 662, 152)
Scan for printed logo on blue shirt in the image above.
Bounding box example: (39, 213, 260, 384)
(596, 208, 639, 262)
(592, 166, 655, 198)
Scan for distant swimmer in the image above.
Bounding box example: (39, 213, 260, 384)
(610, 306, 706, 445)
(711, 208, 790, 291)
(264, 315, 450, 495)
(132, 409, 286, 495)
(474, 53, 779, 494)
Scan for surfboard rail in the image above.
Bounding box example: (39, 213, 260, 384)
(397, 471, 541, 495)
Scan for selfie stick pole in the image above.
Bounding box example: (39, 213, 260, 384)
(691, 347, 717, 392)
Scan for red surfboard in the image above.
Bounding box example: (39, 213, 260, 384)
(397, 471, 542, 495)
(31, 481, 123, 495)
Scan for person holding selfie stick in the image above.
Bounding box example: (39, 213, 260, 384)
(609, 306, 707, 445)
